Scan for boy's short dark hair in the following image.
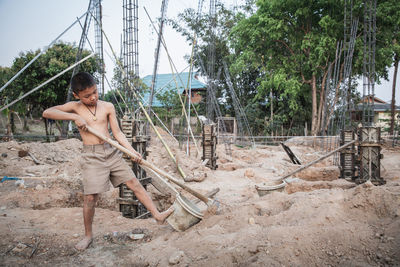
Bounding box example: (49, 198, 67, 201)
(71, 72, 96, 94)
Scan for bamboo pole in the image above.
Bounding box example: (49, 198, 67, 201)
(0, 53, 95, 112)
(280, 140, 356, 181)
(94, 15, 187, 179)
(143, 7, 201, 156)
(0, 6, 98, 94)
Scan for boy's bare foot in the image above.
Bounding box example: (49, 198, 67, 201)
(154, 207, 174, 224)
(75, 236, 93, 251)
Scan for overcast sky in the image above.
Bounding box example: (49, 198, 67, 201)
(0, 0, 203, 81)
(0, 0, 398, 103)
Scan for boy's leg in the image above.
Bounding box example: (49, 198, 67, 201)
(125, 179, 173, 223)
(75, 193, 98, 250)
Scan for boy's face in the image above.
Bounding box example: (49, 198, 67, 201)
(73, 85, 98, 106)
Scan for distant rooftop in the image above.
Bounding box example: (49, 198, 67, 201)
(361, 95, 387, 104)
(368, 103, 400, 112)
(356, 102, 400, 112)
(142, 72, 206, 107)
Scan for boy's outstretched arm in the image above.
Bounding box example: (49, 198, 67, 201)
(42, 103, 87, 129)
(107, 103, 143, 163)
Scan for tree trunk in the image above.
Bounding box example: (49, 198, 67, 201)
(55, 121, 62, 135)
(44, 118, 50, 142)
(24, 104, 31, 132)
(23, 115, 28, 133)
(10, 112, 16, 134)
(288, 117, 294, 135)
(390, 56, 398, 135)
(270, 89, 273, 121)
(61, 122, 68, 138)
(6, 112, 13, 140)
(316, 70, 328, 135)
(311, 75, 318, 135)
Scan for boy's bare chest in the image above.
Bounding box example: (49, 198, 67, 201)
(77, 104, 108, 125)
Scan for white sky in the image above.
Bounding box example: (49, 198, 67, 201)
(0, 0, 398, 103)
(0, 0, 203, 85)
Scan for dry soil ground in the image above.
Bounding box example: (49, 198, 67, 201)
(0, 133, 399, 266)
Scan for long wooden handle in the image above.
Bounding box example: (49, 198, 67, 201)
(86, 126, 210, 205)
(140, 161, 210, 204)
(280, 140, 357, 180)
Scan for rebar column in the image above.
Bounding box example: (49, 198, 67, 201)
(122, 0, 139, 109)
(339, 130, 356, 180)
(202, 123, 218, 170)
(206, 0, 216, 121)
(356, 126, 385, 185)
(94, 0, 105, 98)
(362, 0, 377, 126)
(118, 114, 151, 218)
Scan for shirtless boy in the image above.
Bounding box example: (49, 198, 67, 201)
(43, 72, 173, 250)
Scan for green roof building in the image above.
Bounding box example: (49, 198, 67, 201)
(142, 72, 206, 107)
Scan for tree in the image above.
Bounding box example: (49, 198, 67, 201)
(377, 0, 400, 135)
(231, 0, 350, 135)
(169, 2, 261, 131)
(230, 0, 396, 135)
(154, 86, 182, 123)
(104, 77, 150, 118)
(109, 59, 152, 117)
(1, 41, 97, 135)
(171, 0, 397, 136)
(0, 66, 12, 109)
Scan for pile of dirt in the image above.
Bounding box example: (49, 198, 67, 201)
(0, 138, 83, 180)
(147, 127, 210, 181)
(0, 138, 119, 210)
(0, 135, 399, 266)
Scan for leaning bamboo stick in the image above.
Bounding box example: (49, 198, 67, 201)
(97, 18, 187, 179)
(144, 7, 201, 156)
(0, 53, 95, 113)
(280, 140, 356, 181)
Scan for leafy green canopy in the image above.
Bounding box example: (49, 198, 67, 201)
(230, 0, 398, 135)
(230, 0, 345, 134)
(1, 42, 97, 116)
(164, 0, 400, 135)
(169, 2, 267, 133)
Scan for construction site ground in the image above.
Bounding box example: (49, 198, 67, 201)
(0, 128, 399, 266)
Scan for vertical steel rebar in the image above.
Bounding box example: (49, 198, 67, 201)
(206, 0, 216, 121)
(94, 0, 105, 98)
(362, 0, 376, 126)
(122, 0, 139, 111)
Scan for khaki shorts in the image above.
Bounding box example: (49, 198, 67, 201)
(81, 142, 135, 195)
